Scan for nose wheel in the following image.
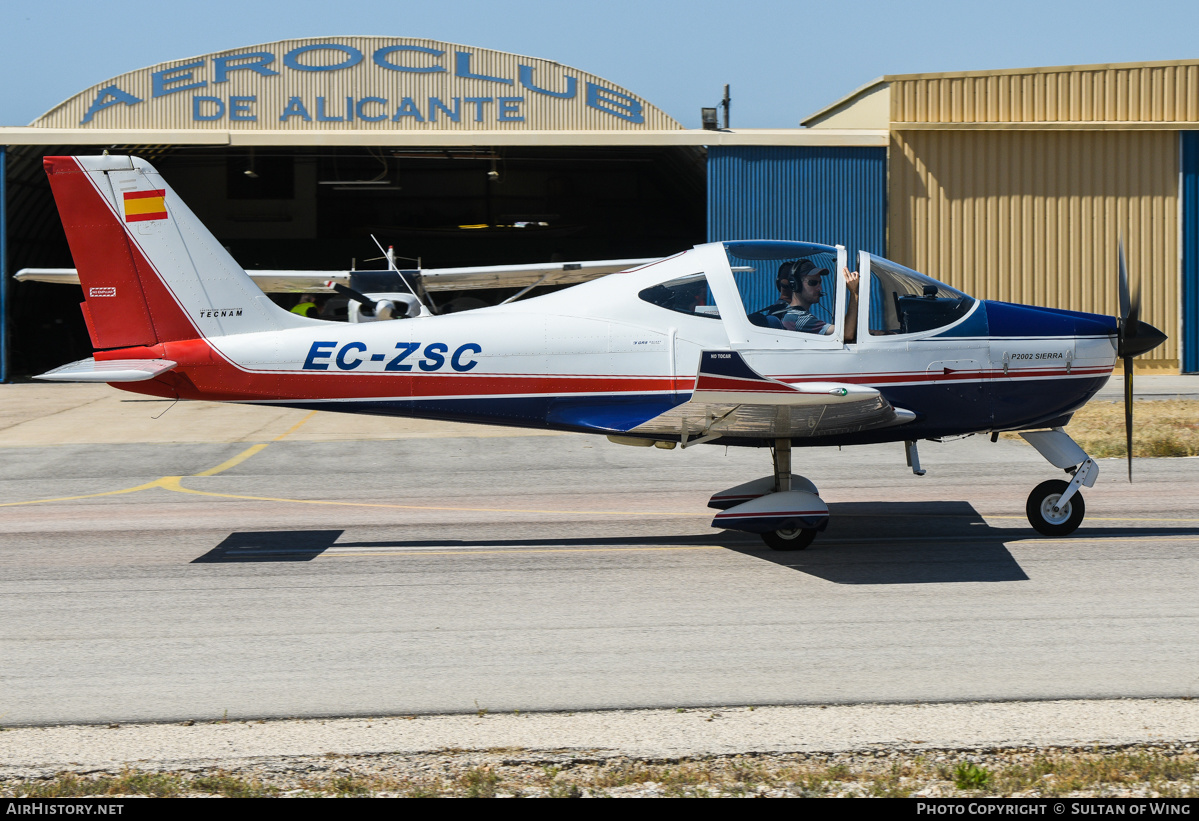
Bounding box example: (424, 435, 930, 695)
(1019, 429, 1098, 538)
(1026, 479, 1086, 537)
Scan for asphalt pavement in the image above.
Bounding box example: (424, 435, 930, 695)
(1, 382, 1197, 727)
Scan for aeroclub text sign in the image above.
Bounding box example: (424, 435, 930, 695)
(33, 37, 681, 131)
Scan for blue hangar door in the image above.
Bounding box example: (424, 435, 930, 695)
(1184, 133, 1199, 373)
(706, 145, 886, 311)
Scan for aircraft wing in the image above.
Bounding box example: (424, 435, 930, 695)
(628, 351, 916, 444)
(415, 258, 659, 292)
(13, 258, 659, 294)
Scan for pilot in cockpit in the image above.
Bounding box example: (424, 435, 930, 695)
(782, 263, 859, 342)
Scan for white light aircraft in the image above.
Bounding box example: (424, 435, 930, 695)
(35, 155, 1167, 549)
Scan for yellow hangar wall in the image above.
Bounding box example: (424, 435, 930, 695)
(889, 128, 1179, 369)
(809, 61, 1199, 371)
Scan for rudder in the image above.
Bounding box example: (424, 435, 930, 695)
(45, 154, 311, 349)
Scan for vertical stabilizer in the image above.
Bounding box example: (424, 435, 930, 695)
(45, 155, 313, 349)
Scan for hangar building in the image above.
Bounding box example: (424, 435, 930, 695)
(1, 41, 1194, 377)
(802, 60, 1199, 374)
(0, 37, 882, 379)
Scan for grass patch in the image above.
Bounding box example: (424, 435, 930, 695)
(953, 761, 992, 790)
(190, 772, 277, 798)
(458, 767, 501, 798)
(1004, 399, 1199, 457)
(3, 746, 1196, 798)
(10, 770, 186, 798)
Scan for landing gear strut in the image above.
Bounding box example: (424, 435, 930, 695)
(707, 438, 828, 551)
(762, 439, 818, 551)
(1019, 428, 1097, 537)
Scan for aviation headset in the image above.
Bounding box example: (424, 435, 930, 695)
(781, 259, 827, 292)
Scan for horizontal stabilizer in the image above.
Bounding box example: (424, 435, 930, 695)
(34, 357, 176, 383)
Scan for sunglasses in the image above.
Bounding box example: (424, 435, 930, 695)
(803, 277, 823, 287)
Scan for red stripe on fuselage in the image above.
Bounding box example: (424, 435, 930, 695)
(99, 338, 689, 401)
(695, 375, 799, 394)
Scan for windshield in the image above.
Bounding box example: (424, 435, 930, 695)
(867, 256, 975, 335)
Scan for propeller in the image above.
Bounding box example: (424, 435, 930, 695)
(1115, 240, 1168, 481)
(325, 281, 398, 319)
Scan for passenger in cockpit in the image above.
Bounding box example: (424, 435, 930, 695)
(749, 261, 805, 328)
(783, 265, 859, 342)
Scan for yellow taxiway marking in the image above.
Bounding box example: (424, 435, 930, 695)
(191, 411, 315, 477)
(0, 406, 698, 516)
(191, 444, 269, 477)
(0, 412, 318, 506)
(323, 545, 722, 558)
(4, 411, 1199, 524)
(0, 478, 173, 507)
(272, 411, 318, 442)
(157, 475, 702, 516)
(1006, 535, 1199, 545)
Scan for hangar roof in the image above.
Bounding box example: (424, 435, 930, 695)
(803, 58, 1199, 131)
(1, 36, 885, 147)
(0, 127, 886, 147)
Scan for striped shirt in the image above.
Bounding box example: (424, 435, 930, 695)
(782, 306, 830, 335)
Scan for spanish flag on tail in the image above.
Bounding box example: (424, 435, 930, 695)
(123, 189, 167, 222)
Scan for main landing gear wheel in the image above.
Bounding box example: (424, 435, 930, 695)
(1026, 479, 1085, 537)
(761, 527, 818, 551)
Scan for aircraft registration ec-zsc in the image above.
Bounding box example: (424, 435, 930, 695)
(36, 155, 1166, 550)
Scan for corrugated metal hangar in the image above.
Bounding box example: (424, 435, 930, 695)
(2, 40, 1197, 378)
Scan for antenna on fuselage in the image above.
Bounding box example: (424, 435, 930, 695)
(369, 234, 432, 317)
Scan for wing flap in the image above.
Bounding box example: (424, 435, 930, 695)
(34, 357, 177, 383)
(628, 350, 915, 441)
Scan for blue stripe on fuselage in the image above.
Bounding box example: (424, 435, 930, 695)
(262, 369, 1108, 446)
(263, 393, 688, 435)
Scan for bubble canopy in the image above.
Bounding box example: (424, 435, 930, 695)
(722, 240, 836, 260)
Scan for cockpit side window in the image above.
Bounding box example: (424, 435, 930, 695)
(638, 273, 721, 319)
(868, 256, 975, 335)
(728, 253, 838, 330)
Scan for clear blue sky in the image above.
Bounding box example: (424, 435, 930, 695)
(3, 0, 1198, 129)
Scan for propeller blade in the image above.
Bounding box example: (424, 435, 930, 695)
(326, 281, 376, 309)
(1127, 279, 1141, 342)
(1123, 355, 1134, 482)
(1115, 239, 1160, 357)
(1113, 238, 1165, 482)
(1118, 239, 1131, 321)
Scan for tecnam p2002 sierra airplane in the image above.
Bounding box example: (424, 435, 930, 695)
(36, 154, 1167, 550)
